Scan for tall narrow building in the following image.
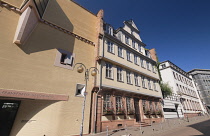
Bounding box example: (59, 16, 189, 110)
(188, 69, 210, 112)
(159, 61, 204, 118)
(91, 20, 163, 133)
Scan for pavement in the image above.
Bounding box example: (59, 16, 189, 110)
(88, 115, 210, 136)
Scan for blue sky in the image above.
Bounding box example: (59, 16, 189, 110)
(74, 0, 210, 72)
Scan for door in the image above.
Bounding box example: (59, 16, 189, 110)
(134, 98, 140, 122)
(0, 100, 20, 136)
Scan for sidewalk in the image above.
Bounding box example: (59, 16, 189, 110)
(88, 115, 210, 136)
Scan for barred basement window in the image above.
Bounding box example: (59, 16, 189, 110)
(103, 94, 113, 115)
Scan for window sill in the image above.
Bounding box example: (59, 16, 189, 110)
(135, 85, 140, 87)
(118, 56, 124, 59)
(108, 51, 115, 55)
(127, 83, 133, 85)
(127, 60, 133, 63)
(106, 77, 114, 80)
(117, 80, 124, 83)
(143, 87, 147, 89)
(134, 63, 139, 66)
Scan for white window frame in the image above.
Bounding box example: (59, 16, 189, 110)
(106, 63, 113, 79)
(132, 40, 135, 49)
(134, 73, 140, 86)
(117, 67, 123, 82)
(134, 54, 138, 65)
(118, 46, 123, 58)
(126, 71, 132, 84)
(107, 41, 114, 53)
(125, 36, 129, 45)
(126, 50, 132, 62)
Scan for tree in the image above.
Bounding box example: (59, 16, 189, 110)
(160, 82, 172, 98)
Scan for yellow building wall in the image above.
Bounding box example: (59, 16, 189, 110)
(0, 0, 98, 135)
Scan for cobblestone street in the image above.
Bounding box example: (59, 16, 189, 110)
(88, 116, 210, 136)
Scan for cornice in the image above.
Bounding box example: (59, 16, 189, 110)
(99, 56, 159, 80)
(1, 1, 95, 46)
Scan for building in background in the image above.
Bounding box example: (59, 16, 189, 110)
(159, 61, 204, 118)
(91, 20, 163, 133)
(0, 0, 101, 135)
(188, 69, 210, 112)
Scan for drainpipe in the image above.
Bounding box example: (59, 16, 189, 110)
(93, 34, 105, 133)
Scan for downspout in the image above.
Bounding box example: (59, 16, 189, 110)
(93, 33, 105, 133)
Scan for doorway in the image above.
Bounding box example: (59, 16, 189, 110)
(0, 100, 20, 136)
(134, 98, 140, 122)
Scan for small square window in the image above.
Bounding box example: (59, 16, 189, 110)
(54, 49, 75, 70)
(75, 84, 86, 97)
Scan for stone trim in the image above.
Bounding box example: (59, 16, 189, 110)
(0, 89, 69, 101)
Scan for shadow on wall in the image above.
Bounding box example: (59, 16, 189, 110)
(10, 100, 59, 136)
(188, 119, 210, 136)
(18, 0, 75, 54)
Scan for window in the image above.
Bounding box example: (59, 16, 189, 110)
(152, 65, 156, 73)
(173, 72, 176, 79)
(126, 97, 134, 114)
(148, 79, 152, 90)
(106, 63, 113, 79)
(142, 76, 146, 88)
(75, 84, 85, 97)
(108, 26, 113, 35)
(138, 44, 142, 52)
(116, 96, 123, 114)
(146, 61, 150, 70)
(117, 67, 123, 82)
(103, 94, 113, 114)
(126, 50, 132, 62)
(153, 81, 157, 91)
(145, 50, 150, 58)
(107, 41, 114, 53)
(134, 54, 138, 64)
(161, 64, 166, 69)
(54, 49, 75, 70)
(134, 73, 139, 86)
(126, 71, 132, 84)
(125, 36, 129, 45)
(132, 40, 135, 49)
(118, 46, 123, 58)
(140, 58, 144, 68)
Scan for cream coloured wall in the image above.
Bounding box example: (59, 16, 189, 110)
(102, 39, 159, 80)
(0, 0, 99, 135)
(100, 60, 162, 97)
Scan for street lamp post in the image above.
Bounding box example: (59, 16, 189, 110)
(74, 63, 98, 136)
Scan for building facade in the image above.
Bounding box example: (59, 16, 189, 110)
(91, 20, 163, 133)
(188, 69, 210, 112)
(159, 61, 204, 118)
(0, 0, 101, 135)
